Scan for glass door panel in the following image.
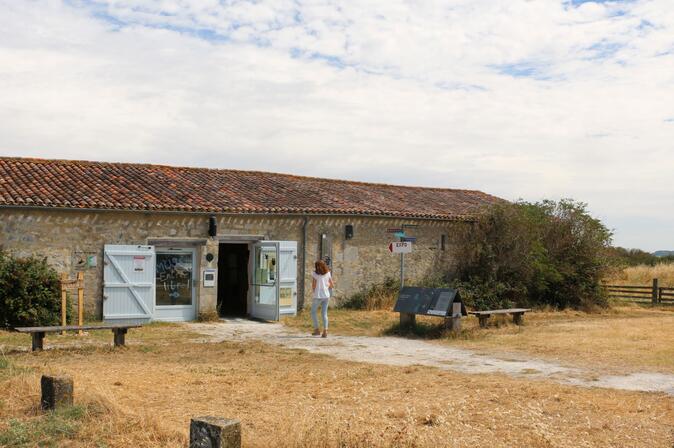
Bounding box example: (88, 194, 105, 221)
(155, 251, 194, 306)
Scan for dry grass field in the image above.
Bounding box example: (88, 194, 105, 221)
(605, 263, 674, 287)
(1, 324, 673, 447)
(284, 305, 674, 373)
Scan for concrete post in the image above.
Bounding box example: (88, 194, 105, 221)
(41, 375, 73, 410)
(190, 416, 241, 448)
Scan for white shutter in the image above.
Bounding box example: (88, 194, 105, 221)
(278, 241, 298, 315)
(103, 245, 155, 323)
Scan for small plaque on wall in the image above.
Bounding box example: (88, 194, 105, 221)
(73, 251, 97, 270)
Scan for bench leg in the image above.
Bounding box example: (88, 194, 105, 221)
(32, 332, 45, 351)
(478, 316, 489, 328)
(113, 328, 127, 347)
(512, 313, 523, 325)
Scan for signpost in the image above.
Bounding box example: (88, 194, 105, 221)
(387, 224, 417, 291)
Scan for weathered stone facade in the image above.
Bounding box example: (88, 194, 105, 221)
(0, 207, 465, 319)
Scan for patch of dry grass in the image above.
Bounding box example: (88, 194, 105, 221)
(0, 322, 202, 353)
(1, 333, 673, 447)
(606, 263, 674, 287)
(456, 305, 674, 373)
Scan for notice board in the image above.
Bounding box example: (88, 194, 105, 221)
(393, 287, 467, 317)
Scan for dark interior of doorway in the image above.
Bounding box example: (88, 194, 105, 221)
(217, 243, 249, 317)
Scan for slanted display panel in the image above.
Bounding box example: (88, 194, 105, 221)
(394, 287, 466, 317)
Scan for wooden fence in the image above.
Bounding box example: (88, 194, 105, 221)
(603, 279, 674, 304)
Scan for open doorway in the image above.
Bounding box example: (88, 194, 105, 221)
(217, 243, 249, 316)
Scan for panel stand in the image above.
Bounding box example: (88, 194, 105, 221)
(444, 316, 461, 332)
(400, 312, 416, 328)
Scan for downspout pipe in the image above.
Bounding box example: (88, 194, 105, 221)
(300, 216, 308, 310)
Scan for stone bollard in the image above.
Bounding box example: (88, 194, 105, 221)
(41, 375, 73, 411)
(190, 416, 241, 448)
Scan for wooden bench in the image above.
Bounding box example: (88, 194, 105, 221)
(13, 324, 142, 351)
(468, 308, 531, 328)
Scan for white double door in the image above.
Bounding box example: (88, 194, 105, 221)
(250, 241, 298, 321)
(103, 245, 197, 323)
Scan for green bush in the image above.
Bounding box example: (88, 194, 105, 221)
(0, 249, 67, 327)
(453, 199, 612, 310)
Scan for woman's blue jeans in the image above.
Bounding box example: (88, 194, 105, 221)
(311, 298, 329, 330)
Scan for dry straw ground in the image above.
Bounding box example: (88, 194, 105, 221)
(1, 321, 674, 447)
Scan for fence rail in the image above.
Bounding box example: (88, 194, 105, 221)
(603, 279, 674, 304)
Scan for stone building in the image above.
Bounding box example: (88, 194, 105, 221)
(0, 157, 500, 323)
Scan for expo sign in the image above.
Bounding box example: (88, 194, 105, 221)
(388, 241, 412, 254)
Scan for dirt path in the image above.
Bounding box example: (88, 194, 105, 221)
(191, 319, 674, 396)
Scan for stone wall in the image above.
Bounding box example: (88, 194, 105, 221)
(0, 207, 466, 318)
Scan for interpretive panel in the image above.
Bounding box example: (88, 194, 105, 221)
(394, 287, 466, 317)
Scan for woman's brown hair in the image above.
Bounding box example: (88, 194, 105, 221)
(315, 260, 329, 275)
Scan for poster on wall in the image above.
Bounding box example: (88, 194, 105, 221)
(133, 256, 146, 272)
(280, 287, 293, 307)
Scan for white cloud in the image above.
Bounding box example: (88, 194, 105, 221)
(0, 0, 673, 250)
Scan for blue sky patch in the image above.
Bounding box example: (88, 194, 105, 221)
(585, 41, 623, 60)
(491, 62, 557, 81)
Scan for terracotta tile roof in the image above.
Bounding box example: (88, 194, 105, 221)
(0, 157, 501, 220)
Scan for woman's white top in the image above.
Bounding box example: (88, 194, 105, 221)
(312, 271, 332, 299)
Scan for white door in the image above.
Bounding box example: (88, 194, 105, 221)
(154, 247, 197, 322)
(278, 241, 298, 315)
(250, 241, 280, 321)
(103, 245, 155, 324)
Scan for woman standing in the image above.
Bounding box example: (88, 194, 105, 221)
(311, 260, 334, 338)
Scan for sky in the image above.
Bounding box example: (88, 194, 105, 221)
(0, 0, 672, 251)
